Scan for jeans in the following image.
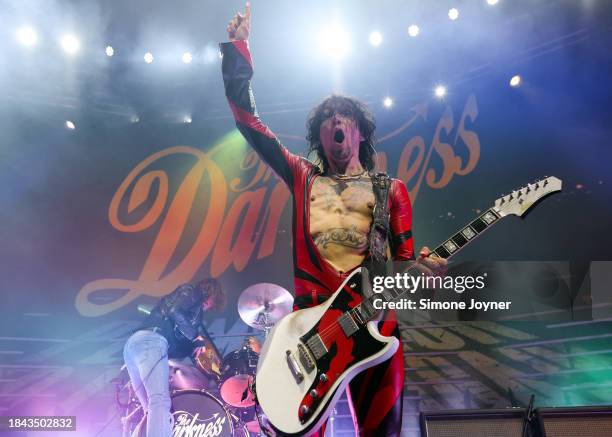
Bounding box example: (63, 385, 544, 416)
(124, 330, 173, 437)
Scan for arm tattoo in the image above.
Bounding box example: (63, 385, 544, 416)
(313, 225, 368, 250)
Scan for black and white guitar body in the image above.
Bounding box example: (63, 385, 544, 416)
(255, 176, 562, 436)
(255, 269, 398, 436)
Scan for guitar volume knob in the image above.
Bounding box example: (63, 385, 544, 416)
(310, 389, 318, 398)
(300, 405, 310, 415)
(319, 373, 328, 382)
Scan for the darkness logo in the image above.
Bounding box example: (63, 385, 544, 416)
(172, 411, 228, 437)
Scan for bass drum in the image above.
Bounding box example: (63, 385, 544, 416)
(171, 390, 235, 437)
(219, 348, 258, 407)
(233, 423, 252, 437)
(235, 405, 263, 435)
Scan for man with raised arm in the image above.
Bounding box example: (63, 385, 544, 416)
(221, 4, 446, 436)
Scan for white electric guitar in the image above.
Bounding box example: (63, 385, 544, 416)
(254, 176, 562, 436)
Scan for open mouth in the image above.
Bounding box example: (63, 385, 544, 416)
(334, 129, 345, 143)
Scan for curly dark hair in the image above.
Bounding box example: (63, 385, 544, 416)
(306, 94, 377, 174)
(197, 278, 226, 312)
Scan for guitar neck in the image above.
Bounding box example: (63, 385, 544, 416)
(430, 207, 502, 260)
(355, 206, 503, 323)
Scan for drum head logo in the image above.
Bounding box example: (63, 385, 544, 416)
(172, 411, 228, 437)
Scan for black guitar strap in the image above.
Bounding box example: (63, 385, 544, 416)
(367, 172, 392, 279)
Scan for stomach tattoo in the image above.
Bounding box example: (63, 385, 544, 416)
(313, 226, 368, 250)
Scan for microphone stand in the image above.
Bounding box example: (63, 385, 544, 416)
(522, 394, 535, 437)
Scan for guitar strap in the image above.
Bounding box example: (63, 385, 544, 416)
(367, 172, 392, 279)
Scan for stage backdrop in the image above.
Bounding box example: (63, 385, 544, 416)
(1, 2, 612, 435)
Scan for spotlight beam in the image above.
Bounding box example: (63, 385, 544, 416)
(434, 85, 447, 98)
(60, 34, 80, 55)
(318, 23, 350, 58)
(369, 31, 382, 47)
(17, 27, 38, 47)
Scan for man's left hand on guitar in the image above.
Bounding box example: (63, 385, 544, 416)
(415, 246, 448, 277)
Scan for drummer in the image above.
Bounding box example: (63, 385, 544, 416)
(123, 279, 226, 437)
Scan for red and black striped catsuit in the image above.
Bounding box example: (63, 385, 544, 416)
(221, 40, 415, 437)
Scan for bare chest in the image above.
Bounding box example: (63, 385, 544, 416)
(309, 176, 375, 230)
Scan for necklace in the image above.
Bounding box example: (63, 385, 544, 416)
(329, 170, 369, 181)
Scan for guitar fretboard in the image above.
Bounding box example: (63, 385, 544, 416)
(432, 208, 501, 259)
(353, 207, 502, 324)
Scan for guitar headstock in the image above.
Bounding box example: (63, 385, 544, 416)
(494, 176, 562, 217)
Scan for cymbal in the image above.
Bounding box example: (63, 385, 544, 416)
(238, 283, 293, 330)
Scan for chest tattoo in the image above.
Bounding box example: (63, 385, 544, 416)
(314, 177, 372, 208)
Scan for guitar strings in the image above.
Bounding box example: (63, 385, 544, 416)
(315, 264, 421, 344)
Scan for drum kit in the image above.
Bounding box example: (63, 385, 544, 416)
(119, 283, 294, 437)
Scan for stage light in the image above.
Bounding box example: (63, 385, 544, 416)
(487, 0, 499, 5)
(60, 34, 80, 55)
(448, 8, 460, 20)
(105, 46, 114, 57)
(182, 52, 193, 64)
(183, 115, 192, 124)
(383, 97, 393, 108)
(65, 120, 75, 130)
(510, 75, 521, 87)
(408, 25, 420, 37)
(318, 23, 350, 58)
(434, 85, 447, 98)
(369, 31, 382, 47)
(144, 52, 154, 64)
(131, 115, 140, 123)
(17, 26, 38, 47)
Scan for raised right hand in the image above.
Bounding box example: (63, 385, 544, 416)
(227, 2, 251, 41)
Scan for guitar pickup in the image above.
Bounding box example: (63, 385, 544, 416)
(298, 343, 315, 373)
(306, 334, 328, 360)
(338, 313, 359, 337)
